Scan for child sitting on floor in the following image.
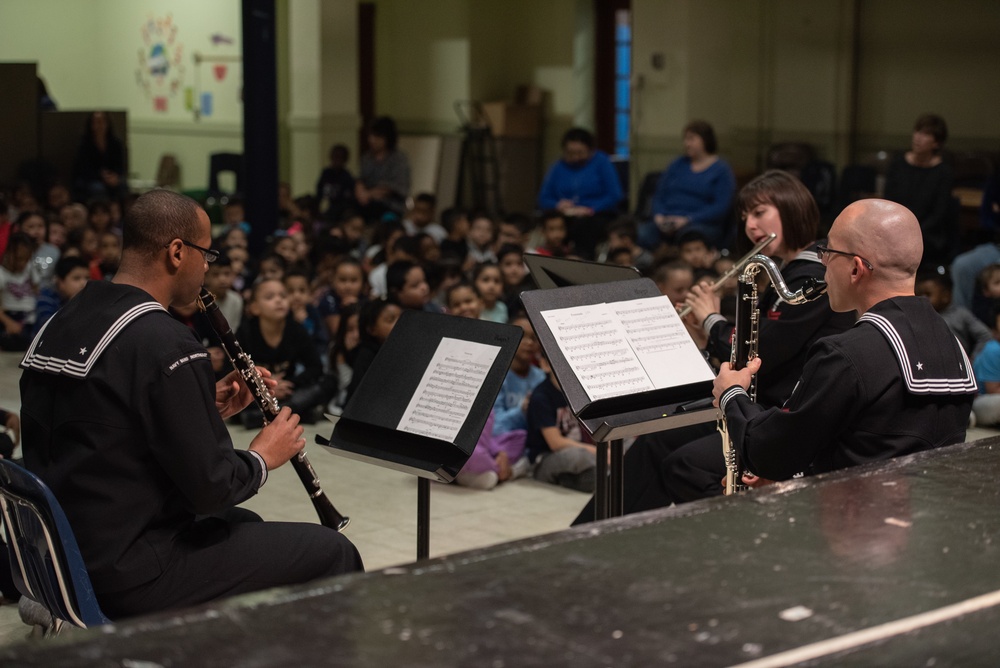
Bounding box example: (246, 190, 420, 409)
(446, 284, 530, 490)
(473, 262, 508, 323)
(526, 352, 597, 493)
(236, 279, 331, 428)
(33, 255, 89, 336)
(0, 232, 39, 351)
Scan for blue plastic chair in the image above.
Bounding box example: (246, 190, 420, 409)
(0, 458, 111, 630)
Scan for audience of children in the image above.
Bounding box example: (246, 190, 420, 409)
(915, 270, 992, 359)
(10, 140, 1000, 499)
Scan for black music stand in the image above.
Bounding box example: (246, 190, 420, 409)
(319, 310, 522, 560)
(521, 278, 719, 521)
(523, 253, 641, 290)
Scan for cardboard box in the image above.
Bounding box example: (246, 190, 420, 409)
(480, 102, 541, 138)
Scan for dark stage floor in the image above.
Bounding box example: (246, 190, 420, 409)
(4, 437, 1000, 667)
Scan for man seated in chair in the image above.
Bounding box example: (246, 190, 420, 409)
(18, 190, 363, 619)
(714, 200, 975, 486)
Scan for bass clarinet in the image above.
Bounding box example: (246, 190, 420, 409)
(719, 255, 827, 494)
(198, 287, 350, 530)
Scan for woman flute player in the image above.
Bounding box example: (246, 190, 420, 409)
(573, 170, 855, 523)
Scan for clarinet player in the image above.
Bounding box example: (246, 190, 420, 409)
(19, 190, 363, 619)
(714, 199, 975, 483)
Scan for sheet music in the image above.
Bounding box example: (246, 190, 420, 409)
(397, 337, 501, 442)
(540, 304, 655, 400)
(541, 296, 714, 402)
(613, 296, 715, 388)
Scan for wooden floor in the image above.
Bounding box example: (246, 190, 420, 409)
(0, 351, 590, 647)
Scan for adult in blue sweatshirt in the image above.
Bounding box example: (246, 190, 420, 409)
(639, 120, 736, 251)
(537, 127, 623, 258)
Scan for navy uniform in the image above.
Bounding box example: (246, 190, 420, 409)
(721, 296, 976, 479)
(574, 246, 855, 523)
(19, 281, 362, 618)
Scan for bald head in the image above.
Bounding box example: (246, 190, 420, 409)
(822, 199, 923, 314)
(835, 199, 923, 280)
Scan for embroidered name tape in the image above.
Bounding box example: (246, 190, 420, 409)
(166, 351, 210, 374)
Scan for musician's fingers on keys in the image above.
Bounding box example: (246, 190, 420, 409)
(251, 407, 306, 469)
(712, 358, 762, 406)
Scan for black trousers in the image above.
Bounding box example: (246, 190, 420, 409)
(572, 421, 721, 525)
(98, 508, 363, 619)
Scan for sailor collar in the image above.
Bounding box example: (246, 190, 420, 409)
(20, 282, 165, 379)
(856, 297, 977, 395)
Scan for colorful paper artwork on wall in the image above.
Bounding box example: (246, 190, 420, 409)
(200, 93, 214, 118)
(136, 14, 186, 113)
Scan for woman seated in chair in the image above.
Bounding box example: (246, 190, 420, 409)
(638, 120, 736, 251)
(536, 127, 623, 259)
(355, 116, 411, 222)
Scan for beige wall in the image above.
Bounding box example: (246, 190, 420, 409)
(856, 0, 1000, 154)
(632, 0, 1000, 198)
(2, 1, 1000, 200)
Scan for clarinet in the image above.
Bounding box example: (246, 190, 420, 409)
(198, 287, 350, 531)
(719, 255, 827, 495)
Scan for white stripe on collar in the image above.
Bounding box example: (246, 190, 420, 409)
(21, 302, 166, 378)
(857, 312, 977, 394)
(795, 249, 821, 264)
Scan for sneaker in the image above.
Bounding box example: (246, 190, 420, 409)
(510, 455, 531, 480)
(455, 469, 500, 490)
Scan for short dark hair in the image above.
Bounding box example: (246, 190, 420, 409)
(369, 116, 399, 151)
(737, 170, 818, 252)
(683, 120, 718, 155)
(561, 127, 595, 149)
(391, 234, 422, 259)
(414, 192, 437, 207)
(496, 243, 524, 263)
(440, 207, 468, 233)
(122, 189, 202, 260)
(502, 212, 532, 234)
(330, 144, 350, 162)
(386, 260, 419, 297)
(55, 255, 89, 279)
(914, 113, 948, 148)
(916, 269, 952, 292)
(538, 210, 565, 228)
(652, 259, 694, 285)
(446, 281, 479, 306)
(608, 218, 638, 241)
(359, 298, 395, 344)
(678, 230, 710, 249)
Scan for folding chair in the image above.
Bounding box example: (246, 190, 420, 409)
(0, 459, 110, 633)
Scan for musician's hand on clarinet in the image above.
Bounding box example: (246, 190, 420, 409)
(215, 368, 277, 419)
(741, 472, 775, 488)
(712, 357, 762, 408)
(249, 406, 306, 470)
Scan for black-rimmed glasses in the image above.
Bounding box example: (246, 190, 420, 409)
(166, 240, 220, 263)
(816, 245, 874, 271)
